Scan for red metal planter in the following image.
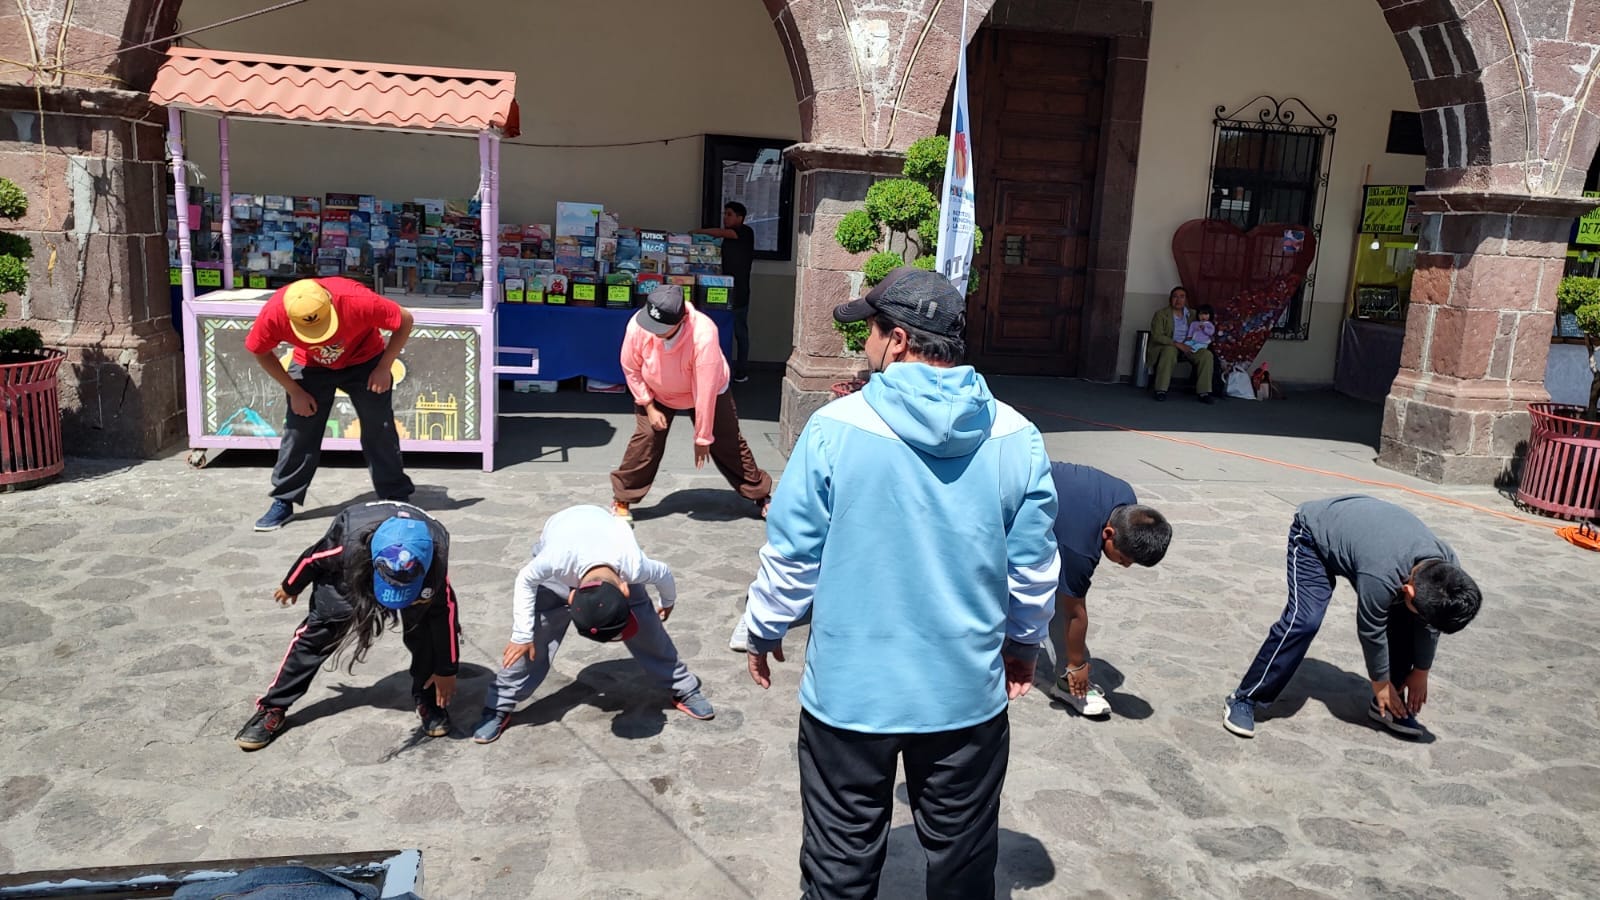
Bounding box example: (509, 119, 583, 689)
(0, 349, 65, 488)
(1516, 402, 1600, 520)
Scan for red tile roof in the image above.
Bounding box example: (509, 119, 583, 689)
(150, 47, 519, 138)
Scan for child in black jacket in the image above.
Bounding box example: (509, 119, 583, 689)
(235, 501, 459, 751)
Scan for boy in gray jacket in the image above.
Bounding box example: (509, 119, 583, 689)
(1223, 495, 1481, 739)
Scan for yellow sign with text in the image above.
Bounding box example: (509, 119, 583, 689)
(196, 268, 223, 287)
(1576, 191, 1600, 246)
(1362, 185, 1409, 234)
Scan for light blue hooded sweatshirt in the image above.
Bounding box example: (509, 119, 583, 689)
(744, 362, 1060, 733)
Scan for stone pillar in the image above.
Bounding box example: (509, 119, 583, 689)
(0, 85, 184, 457)
(779, 144, 907, 450)
(1378, 191, 1594, 483)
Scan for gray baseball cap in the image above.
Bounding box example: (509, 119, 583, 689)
(833, 267, 966, 338)
(635, 281, 686, 336)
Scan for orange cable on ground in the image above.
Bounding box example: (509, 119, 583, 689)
(1015, 403, 1564, 533)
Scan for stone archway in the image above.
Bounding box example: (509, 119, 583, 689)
(764, 0, 1600, 481)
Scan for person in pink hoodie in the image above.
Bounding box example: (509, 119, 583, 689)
(610, 283, 773, 522)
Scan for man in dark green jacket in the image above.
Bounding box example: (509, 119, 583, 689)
(1149, 286, 1215, 403)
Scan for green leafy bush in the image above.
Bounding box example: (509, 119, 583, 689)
(833, 319, 871, 353)
(0, 178, 26, 220)
(834, 210, 880, 255)
(865, 179, 937, 234)
(902, 135, 947, 188)
(1556, 275, 1600, 419)
(827, 133, 982, 353)
(1557, 276, 1600, 322)
(0, 176, 43, 358)
(862, 251, 903, 286)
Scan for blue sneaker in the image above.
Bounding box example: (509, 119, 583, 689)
(472, 708, 511, 744)
(254, 500, 295, 531)
(673, 688, 715, 721)
(1368, 700, 1425, 738)
(1223, 693, 1257, 738)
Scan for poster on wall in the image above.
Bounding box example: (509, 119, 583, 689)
(701, 134, 796, 260)
(1575, 191, 1600, 246)
(199, 316, 480, 442)
(1361, 185, 1410, 234)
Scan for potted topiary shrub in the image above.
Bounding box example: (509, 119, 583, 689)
(1514, 275, 1600, 520)
(0, 176, 65, 488)
(829, 135, 982, 396)
(1556, 275, 1600, 421)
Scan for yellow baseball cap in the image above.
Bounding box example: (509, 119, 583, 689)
(283, 280, 338, 345)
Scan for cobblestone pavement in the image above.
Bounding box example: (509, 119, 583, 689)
(1, 378, 1596, 898)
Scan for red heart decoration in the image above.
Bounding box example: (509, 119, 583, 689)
(1170, 219, 1318, 368)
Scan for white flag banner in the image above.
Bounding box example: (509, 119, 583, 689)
(935, 15, 976, 295)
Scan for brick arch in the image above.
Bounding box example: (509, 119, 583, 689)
(1379, 0, 1600, 196)
(764, 0, 1600, 196)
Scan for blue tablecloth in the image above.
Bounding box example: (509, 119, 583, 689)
(496, 303, 734, 385)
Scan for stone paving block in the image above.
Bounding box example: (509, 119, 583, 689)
(0, 381, 1594, 897)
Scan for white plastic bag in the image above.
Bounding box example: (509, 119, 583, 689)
(1225, 364, 1256, 400)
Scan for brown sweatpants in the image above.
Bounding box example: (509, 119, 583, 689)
(610, 391, 773, 505)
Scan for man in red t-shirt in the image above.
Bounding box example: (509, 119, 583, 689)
(245, 277, 416, 530)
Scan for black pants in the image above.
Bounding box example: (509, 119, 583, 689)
(270, 355, 414, 505)
(798, 709, 1010, 900)
(731, 304, 750, 376)
(256, 586, 449, 711)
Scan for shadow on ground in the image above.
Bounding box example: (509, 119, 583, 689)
(631, 488, 765, 523)
(286, 662, 497, 734)
(875, 823, 1055, 899)
(293, 484, 485, 523)
(1032, 653, 1155, 722)
(1264, 657, 1437, 744)
(503, 658, 687, 740)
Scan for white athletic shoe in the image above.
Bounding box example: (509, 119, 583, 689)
(728, 617, 748, 653)
(1052, 677, 1111, 717)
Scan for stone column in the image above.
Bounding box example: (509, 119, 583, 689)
(779, 144, 907, 450)
(0, 85, 184, 457)
(1378, 191, 1594, 483)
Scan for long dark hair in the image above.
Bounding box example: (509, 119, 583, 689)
(331, 524, 401, 673)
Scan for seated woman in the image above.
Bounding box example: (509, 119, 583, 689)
(1149, 286, 1215, 403)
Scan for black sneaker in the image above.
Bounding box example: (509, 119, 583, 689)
(1154, 391, 1168, 402)
(733, 373, 750, 384)
(418, 700, 451, 737)
(1198, 393, 1216, 404)
(235, 706, 288, 751)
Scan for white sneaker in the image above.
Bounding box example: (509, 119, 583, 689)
(728, 617, 748, 653)
(1052, 677, 1111, 717)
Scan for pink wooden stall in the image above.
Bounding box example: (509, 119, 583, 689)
(149, 48, 535, 472)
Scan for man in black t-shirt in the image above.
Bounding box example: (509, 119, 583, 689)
(694, 201, 756, 382)
(1046, 463, 1171, 718)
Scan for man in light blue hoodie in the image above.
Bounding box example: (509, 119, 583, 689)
(744, 267, 1060, 900)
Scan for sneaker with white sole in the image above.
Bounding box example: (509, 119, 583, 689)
(1223, 693, 1258, 738)
(1368, 699, 1425, 737)
(610, 501, 633, 523)
(727, 617, 748, 653)
(1051, 677, 1111, 717)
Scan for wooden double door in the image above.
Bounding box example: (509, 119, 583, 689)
(966, 29, 1108, 377)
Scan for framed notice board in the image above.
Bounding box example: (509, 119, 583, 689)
(194, 309, 481, 444)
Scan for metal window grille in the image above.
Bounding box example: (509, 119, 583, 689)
(1207, 96, 1337, 340)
